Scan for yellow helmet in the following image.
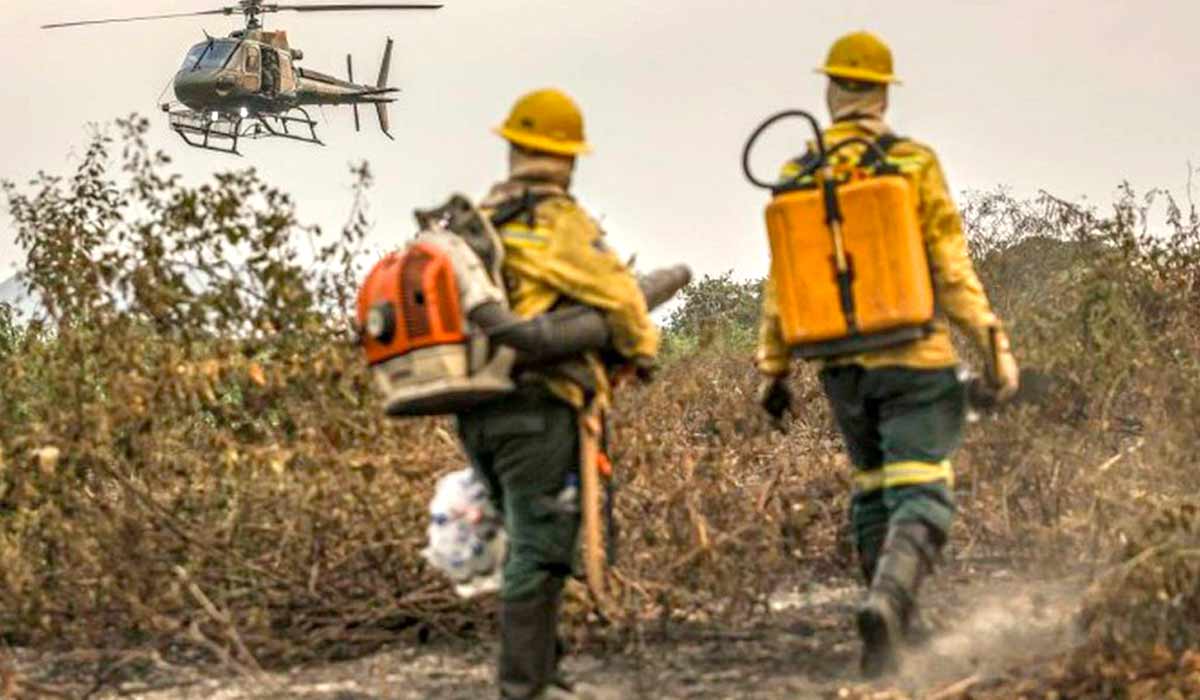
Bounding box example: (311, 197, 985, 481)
(816, 31, 900, 85)
(494, 88, 592, 156)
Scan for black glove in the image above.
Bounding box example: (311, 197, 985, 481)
(757, 376, 793, 421)
(609, 354, 657, 386)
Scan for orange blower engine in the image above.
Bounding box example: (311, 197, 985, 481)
(356, 195, 517, 417)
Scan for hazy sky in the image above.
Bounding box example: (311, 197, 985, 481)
(2, 1, 1198, 281)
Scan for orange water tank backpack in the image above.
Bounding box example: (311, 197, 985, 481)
(743, 110, 934, 359)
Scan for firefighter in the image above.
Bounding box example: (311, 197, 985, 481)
(755, 32, 1020, 677)
(458, 88, 660, 700)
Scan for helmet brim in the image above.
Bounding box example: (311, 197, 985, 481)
(494, 126, 592, 156)
(816, 66, 902, 86)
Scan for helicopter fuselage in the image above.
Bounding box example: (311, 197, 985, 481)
(173, 31, 393, 116)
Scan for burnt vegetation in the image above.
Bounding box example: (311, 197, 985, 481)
(0, 120, 1198, 697)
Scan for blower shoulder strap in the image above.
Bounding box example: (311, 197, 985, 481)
(488, 190, 565, 229)
(785, 133, 907, 181)
(858, 133, 907, 171)
(785, 149, 823, 180)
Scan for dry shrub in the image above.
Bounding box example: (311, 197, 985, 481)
(904, 187, 1200, 697)
(951, 186, 1200, 566)
(0, 118, 477, 667)
(1082, 505, 1200, 654)
(601, 352, 851, 635)
(0, 119, 1198, 693)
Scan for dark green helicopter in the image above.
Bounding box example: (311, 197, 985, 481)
(44, 0, 444, 154)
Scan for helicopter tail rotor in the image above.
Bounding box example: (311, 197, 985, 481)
(347, 54, 362, 132)
(375, 38, 395, 140)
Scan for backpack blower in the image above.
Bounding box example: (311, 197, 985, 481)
(356, 194, 690, 417)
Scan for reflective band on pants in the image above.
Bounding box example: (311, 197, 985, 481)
(854, 460, 954, 493)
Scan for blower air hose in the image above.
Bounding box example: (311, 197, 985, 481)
(468, 264, 693, 365)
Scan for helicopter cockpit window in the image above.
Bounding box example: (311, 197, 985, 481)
(196, 41, 238, 71)
(181, 43, 208, 71)
(182, 40, 238, 72)
(245, 46, 260, 73)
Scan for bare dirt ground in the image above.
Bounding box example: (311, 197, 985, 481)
(15, 564, 1083, 700)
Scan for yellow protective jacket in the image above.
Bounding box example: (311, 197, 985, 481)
(481, 179, 660, 409)
(756, 118, 1000, 376)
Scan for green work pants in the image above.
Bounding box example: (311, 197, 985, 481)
(457, 386, 581, 602)
(819, 365, 965, 576)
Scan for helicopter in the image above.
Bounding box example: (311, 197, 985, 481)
(43, 1, 444, 155)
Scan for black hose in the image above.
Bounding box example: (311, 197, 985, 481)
(741, 110, 826, 191)
(473, 304, 609, 365)
(742, 110, 897, 192)
(638, 265, 694, 309)
(468, 265, 693, 366)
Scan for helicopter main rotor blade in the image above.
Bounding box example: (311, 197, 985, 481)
(269, 3, 444, 12)
(42, 9, 231, 30)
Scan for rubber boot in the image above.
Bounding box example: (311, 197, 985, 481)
(498, 584, 558, 700)
(858, 543, 933, 648)
(855, 521, 937, 679)
(862, 536, 936, 647)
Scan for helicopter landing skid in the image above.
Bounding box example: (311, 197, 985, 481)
(167, 108, 324, 155)
(242, 108, 324, 147)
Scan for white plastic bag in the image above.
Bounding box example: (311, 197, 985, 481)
(422, 467, 507, 598)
